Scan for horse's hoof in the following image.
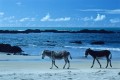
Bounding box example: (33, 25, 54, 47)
(67, 68, 69, 69)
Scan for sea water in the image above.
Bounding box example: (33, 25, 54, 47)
(0, 27, 120, 60)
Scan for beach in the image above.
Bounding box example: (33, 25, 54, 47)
(0, 28, 120, 80)
(0, 0, 120, 79)
(0, 54, 120, 80)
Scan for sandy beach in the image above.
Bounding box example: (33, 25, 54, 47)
(0, 54, 120, 80)
(0, 0, 120, 79)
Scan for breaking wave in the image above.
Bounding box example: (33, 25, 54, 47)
(64, 46, 120, 51)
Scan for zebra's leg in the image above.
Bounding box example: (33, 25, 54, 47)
(109, 59, 112, 67)
(50, 60, 54, 69)
(96, 58, 102, 68)
(63, 59, 67, 69)
(53, 61, 58, 68)
(67, 59, 70, 69)
(106, 58, 109, 68)
(91, 58, 95, 68)
(106, 57, 109, 68)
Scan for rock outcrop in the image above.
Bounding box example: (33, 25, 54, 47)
(0, 43, 23, 55)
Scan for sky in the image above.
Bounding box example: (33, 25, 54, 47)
(0, 0, 120, 28)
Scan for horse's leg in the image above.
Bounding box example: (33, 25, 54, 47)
(96, 58, 102, 68)
(63, 59, 67, 69)
(91, 58, 95, 68)
(67, 59, 70, 69)
(106, 59, 109, 68)
(53, 61, 58, 68)
(50, 60, 54, 69)
(106, 58, 109, 68)
(109, 59, 112, 67)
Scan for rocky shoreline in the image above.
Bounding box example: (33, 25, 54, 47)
(0, 29, 115, 34)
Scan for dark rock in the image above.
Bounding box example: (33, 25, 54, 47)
(11, 46, 23, 55)
(0, 29, 115, 34)
(43, 29, 58, 32)
(21, 53, 29, 56)
(7, 53, 11, 55)
(0, 44, 11, 52)
(91, 41, 105, 45)
(25, 29, 41, 33)
(0, 43, 23, 54)
(70, 41, 82, 44)
(118, 72, 120, 75)
(79, 29, 114, 33)
(46, 40, 57, 43)
(46, 44, 56, 46)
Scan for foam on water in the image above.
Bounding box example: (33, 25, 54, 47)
(64, 46, 120, 51)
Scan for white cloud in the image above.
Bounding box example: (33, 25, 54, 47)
(81, 14, 106, 22)
(110, 18, 120, 23)
(78, 9, 120, 14)
(20, 18, 29, 22)
(16, 2, 22, 6)
(3, 16, 15, 20)
(40, 14, 50, 21)
(30, 18, 35, 21)
(94, 14, 106, 21)
(54, 17, 71, 21)
(81, 16, 93, 21)
(106, 9, 120, 14)
(40, 13, 71, 22)
(19, 17, 35, 22)
(78, 9, 105, 12)
(0, 12, 4, 16)
(0, 16, 16, 23)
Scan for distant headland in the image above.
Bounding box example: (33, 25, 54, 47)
(0, 29, 115, 34)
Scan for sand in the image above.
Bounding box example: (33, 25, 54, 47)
(0, 54, 120, 80)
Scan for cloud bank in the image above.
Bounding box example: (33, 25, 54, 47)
(40, 14, 71, 22)
(110, 18, 120, 23)
(81, 14, 106, 22)
(19, 18, 35, 22)
(78, 9, 120, 14)
(94, 14, 106, 21)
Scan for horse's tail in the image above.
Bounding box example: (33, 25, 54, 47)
(109, 52, 112, 59)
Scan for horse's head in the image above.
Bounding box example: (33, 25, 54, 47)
(42, 50, 46, 59)
(42, 50, 52, 59)
(85, 48, 91, 58)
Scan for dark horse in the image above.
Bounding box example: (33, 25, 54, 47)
(85, 48, 112, 68)
(42, 50, 72, 69)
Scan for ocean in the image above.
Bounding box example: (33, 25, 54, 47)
(0, 27, 120, 60)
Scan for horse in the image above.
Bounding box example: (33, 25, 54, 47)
(85, 48, 112, 68)
(42, 50, 72, 69)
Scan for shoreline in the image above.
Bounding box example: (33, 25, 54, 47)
(0, 54, 120, 69)
(0, 29, 115, 34)
(0, 54, 120, 80)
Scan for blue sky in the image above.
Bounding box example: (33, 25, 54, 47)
(0, 0, 120, 28)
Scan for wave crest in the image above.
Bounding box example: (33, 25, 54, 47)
(64, 46, 120, 51)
